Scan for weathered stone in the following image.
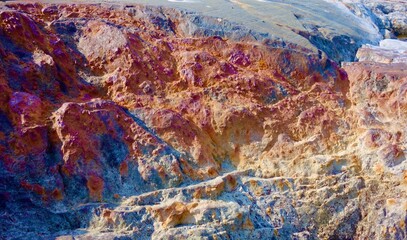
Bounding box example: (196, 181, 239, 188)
(0, 2, 405, 240)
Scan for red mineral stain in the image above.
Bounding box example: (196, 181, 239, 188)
(87, 175, 104, 201)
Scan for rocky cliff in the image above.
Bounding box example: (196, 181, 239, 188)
(0, 2, 406, 240)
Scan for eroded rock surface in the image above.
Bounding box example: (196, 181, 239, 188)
(4, 0, 386, 62)
(333, 0, 407, 39)
(0, 2, 406, 240)
(356, 39, 407, 63)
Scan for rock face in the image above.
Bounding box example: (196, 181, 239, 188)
(333, 0, 407, 39)
(127, 0, 383, 62)
(5, 0, 385, 62)
(356, 39, 407, 63)
(342, 39, 407, 240)
(0, 2, 406, 240)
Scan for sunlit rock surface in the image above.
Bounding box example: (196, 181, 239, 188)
(356, 39, 407, 63)
(332, 0, 407, 39)
(0, 2, 406, 240)
(4, 0, 385, 62)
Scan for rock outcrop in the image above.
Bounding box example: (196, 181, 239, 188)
(356, 39, 407, 63)
(342, 38, 407, 239)
(0, 2, 406, 240)
(6, 0, 385, 62)
(333, 0, 407, 39)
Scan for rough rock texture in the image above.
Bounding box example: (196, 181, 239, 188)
(4, 0, 385, 62)
(342, 39, 407, 239)
(356, 39, 407, 63)
(333, 0, 407, 39)
(0, 2, 406, 240)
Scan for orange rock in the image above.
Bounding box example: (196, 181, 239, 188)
(150, 201, 198, 228)
(87, 175, 104, 201)
(51, 188, 64, 201)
